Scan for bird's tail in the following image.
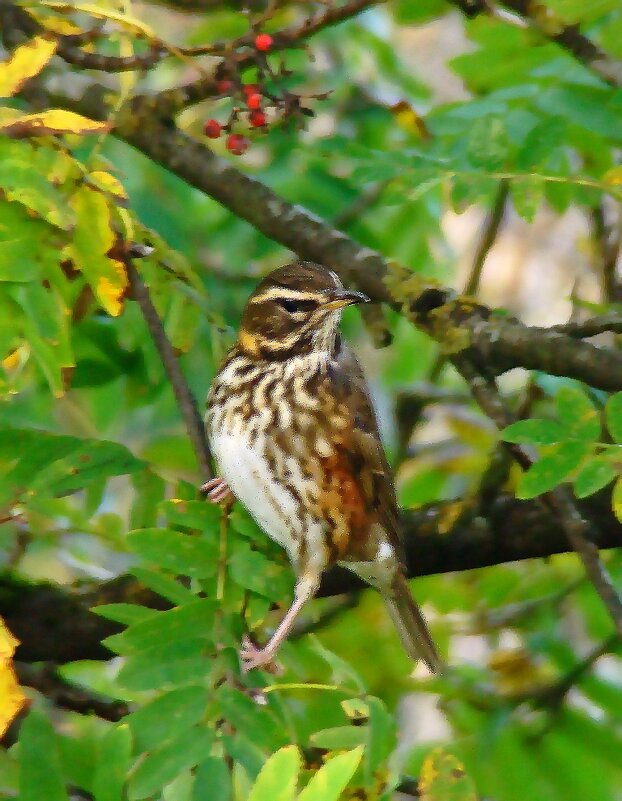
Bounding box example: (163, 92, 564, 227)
(382, 571, 442, 673)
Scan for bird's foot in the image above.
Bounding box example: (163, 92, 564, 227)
(201, 477, 233, 504)
(240, 635, 281, 674)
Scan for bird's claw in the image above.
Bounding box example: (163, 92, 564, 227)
(201, 477, 233, 505)
(240, 635, 281, 674)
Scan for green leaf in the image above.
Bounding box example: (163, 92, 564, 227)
(218, 687, 288, 753)
(161, 499, 221, 532)
(0, 141, 75, 230)
(247, 746, 301, 801)
(515, 117, 567, 171)
(18, 710, 68, 801)
(510, 177, 544, 223)
(193, 757, 231, 801)
(118, 641, 210, 692)
(0, 429, 143, 506)
(104, 599, 216, 655)
(309, 727, 367, 750)
(574, 456, 617, 498)
(605, 392, 622, 443)
(365, 696, 396, 786)
(517, 440, 591, 499)
(556, 387, 600, 440)
(501, 419, 567, 445)
(127, 727, 214, 800)
(127, 528, 218, 578)
(92, 725, 132, 801)
(298, 747, 364, 801)
(419, 748, 477, 801)
(130, 566, 198, 606)
(612, 476, 622, 523)
(92, 603, 158, 626)
(128, 687, 209, 752)
(228, 541, 291, 601)
(466, 116, 511, 170)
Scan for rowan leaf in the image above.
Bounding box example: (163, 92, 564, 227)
(517, 440, 591, 499)
(0, 617, 26, 739)
(556, 387, 600, 441)
(612, 477, 622, 523)
(247, 745, 301, 801)
(42, 1, 158, 39)
(0, 109, 110, 138)
(66, 186, 127, 316)
(574, 456, 617, 498)
(605, 393, 622, 443)
(501, 418, 567, 445)
(0, 35, 57, 98)
(419, 748, 477, 801)
(298, 747, 364, 801)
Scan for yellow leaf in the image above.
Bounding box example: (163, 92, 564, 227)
(27, 9, 83, 36)
(0, 108, 110, 137)
(42, 2, 158, 39)
(0, 35, 57, 98)
(602, 166, 622, 187)
(390, 100, 431, 140)
(0, 617, 27, 738)
(88, 170, 128, 203)
(419, 748, 477, 801)
(488, 647, 554, 696)
(97, 265, 127, 318)
(612, 476, 622, 522)
(66, 186, 128, 317)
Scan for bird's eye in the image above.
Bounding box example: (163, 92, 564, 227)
(277, 298, 316, 314)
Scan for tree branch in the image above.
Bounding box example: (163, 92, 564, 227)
(126, 254, 212, 480)
(3, 490, 620, 663)
(456, 358, 622, 637)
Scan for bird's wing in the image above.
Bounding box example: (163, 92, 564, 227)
(328, 343, 404, 560)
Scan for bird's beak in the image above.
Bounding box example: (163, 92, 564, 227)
(324, 288, 370, 310)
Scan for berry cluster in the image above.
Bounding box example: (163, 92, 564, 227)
(202, 32, 321, 156)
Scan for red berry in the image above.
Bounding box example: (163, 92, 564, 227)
(226, 133, 249, 155)
(216, 79, 233, 94)
(249, 110, 266, 128)
(255, 33, 273, 52)
(203, 118, 221, 138)
(242, 83, 260, 97)
(247, 92, 262, 110)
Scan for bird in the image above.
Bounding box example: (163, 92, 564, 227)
(204, 261, 441, 673)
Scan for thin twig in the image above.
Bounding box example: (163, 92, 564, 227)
(396, 180, 509, 458)
(533, 633, 621, 707)
(126, 254, 212, 480)
(455, 357, 622, 637)
(550, 313, 622, 338)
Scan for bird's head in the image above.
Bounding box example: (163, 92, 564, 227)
(237, 262, 369, 360)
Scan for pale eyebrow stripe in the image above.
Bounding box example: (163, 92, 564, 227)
(249, 287, 325, 304)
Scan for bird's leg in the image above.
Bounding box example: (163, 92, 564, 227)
(201, 476, 233, 505)
(241, 573, 320, 673)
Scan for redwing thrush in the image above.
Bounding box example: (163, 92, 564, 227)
(205, 262, 441, 673)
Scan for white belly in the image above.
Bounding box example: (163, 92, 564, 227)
(211, 429, 299, 551)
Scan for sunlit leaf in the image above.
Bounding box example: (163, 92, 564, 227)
(298, 747, 364, 801)
(419, 748, 477, 801)
(0, 35, 57, 98)
(0, 109, 110, 137)
(0, 617, 26, 739)
(66, 186, 127, 316)
(247, 746, 301, 801)
(517, 441, 591, 499)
